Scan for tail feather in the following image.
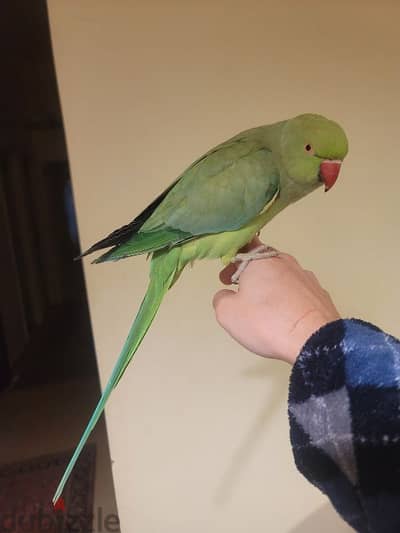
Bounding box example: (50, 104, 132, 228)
(52, 249, 182, 505)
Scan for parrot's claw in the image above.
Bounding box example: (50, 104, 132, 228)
(230, 245, 279, 284)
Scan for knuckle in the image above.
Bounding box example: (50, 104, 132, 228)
(280, 253, 298, 265)
(306, 270, 318, 280)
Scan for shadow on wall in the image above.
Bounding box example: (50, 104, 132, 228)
(289, 503, 352, 532)
(215, 360, 288, 504)
(213, 359, 353, 532)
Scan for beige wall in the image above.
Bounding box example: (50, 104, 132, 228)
(47, 1, 400, 531)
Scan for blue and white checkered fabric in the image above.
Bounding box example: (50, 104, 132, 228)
(289, 319, 400, 533)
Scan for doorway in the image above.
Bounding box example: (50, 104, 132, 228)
(0, 1, 120, 528)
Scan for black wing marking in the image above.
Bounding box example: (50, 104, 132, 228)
(77, 179, 179, 259)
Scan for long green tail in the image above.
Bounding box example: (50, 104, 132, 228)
(52, 249, 181, 505)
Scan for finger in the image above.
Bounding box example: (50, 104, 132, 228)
(219, 263, 238, 285)
(213, 288, 236, 310)
(212, 289, 237, 325)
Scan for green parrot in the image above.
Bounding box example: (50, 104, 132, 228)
(53, 113, 348, 504)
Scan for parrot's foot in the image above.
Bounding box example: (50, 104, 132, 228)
(231, 245, 279, 284)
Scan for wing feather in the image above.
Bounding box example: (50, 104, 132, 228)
(141, 140, 279, 235)
(88, 132, 280, 262)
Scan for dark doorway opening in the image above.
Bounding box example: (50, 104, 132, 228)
(0, 1, 119, 525)
(0, 2, 97, 391)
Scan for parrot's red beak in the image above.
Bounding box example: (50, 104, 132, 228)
(319, 160, 342, 192)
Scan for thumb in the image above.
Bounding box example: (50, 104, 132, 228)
(213, 289, 237, 328)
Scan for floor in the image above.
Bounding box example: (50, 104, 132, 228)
(0, 377, 120, 529)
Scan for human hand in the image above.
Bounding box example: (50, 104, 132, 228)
(213, 238, 340, 364)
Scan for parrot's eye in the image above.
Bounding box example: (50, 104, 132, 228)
(305, 144, 313, 153)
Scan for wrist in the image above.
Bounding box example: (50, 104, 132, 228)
(286, 310, 340, 365)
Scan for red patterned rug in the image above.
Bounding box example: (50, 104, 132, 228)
(0, 445, 96, 532)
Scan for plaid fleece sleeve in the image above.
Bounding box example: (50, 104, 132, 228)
(288, 319, 400, 533)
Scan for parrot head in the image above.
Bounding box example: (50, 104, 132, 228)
(281, 113, 349, 192)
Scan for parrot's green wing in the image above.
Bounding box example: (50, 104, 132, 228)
(92, 134, 280, 262)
